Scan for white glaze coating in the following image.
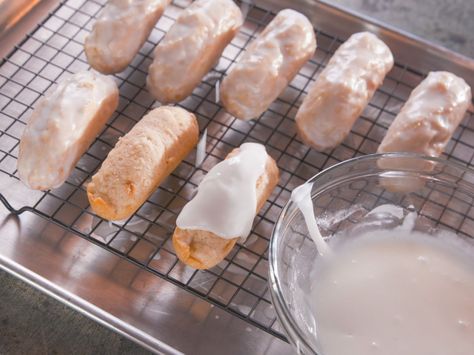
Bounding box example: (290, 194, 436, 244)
(176, 143, 267, 240)
(84, 0, 170, 74)
(18, 71, 118, 190)
(296, 32, 393, 150)
(311, 230, 474, 355)
(221, 9, 316, 120)
(147, 0, 243, 103)
(378, 71, 471, 157)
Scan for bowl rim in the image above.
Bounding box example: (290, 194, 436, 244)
(268, 152, 474, 354)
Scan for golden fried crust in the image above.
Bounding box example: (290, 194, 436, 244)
(173, 150, 279, 269)
(87, 106, 199, 220)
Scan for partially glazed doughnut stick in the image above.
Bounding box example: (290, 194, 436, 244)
(85, 0, 170, 74)
(18, 71, 118, 190)
(147, 0, 243, 103)
(221, 9, 316, 120)
(173, 143, 279, 269)
(296, 32, 394, 151)
(378, 71, 471, 158)
(87, 106, 199, 221)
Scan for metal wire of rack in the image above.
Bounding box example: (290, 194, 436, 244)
(1, 0, 474, 342)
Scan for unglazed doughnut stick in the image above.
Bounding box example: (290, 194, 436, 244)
(296, 32, 394, 151)
(84, 0, 170, 74)
(173, 143, 279, 269)
(378, 71, 471, 157)
(221, 9, 316, 120)
(87, 106, 199, 221)
(18, 71, 118, 190)
(147, 0, 243, 103)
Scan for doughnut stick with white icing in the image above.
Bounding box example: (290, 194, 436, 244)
(296, 32, 394, 150)
(87, 106, 199, 221)
(378, 71, 471, 158)
(173, 143, 279, 270)
(84, 0, 170, 74)
(221, 9, 316, 120)
(18, 71, 118, 190)
(377, 71, 471, 192)
(147, 0, 243, 103)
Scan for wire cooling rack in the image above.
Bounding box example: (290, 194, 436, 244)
(1, 0, 474, 341)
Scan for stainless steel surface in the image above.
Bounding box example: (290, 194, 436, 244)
(0, 0, 58, 59)
(0, 0, 40, 34)
(0, 208, 288, 354)
(0, 0, 473, 354)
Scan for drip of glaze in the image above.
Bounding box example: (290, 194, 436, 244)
(195, 128, 207, 167)
(215, 80, 220, 103)
(291, 182, 331, 256)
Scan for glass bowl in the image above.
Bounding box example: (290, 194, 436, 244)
(269, 153, 474, 354)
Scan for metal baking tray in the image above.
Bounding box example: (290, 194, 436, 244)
(0, 0, 473, 353)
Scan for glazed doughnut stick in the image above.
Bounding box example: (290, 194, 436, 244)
(147, 0, 243, 103)
(377, 71, 471, 192)
(18, 71, 118, 190)
(378, 71, 471, 158)
(221, 9, 316, 120)
(85, 0, 170, 74)
(296, 32, 394, 150)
